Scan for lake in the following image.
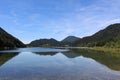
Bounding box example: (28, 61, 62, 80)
(0, 47, 120, 80)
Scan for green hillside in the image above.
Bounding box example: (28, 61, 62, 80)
(74, 23, 120, 48)
(28, 36, 80, 47)
(61, 36, 80, 46)
(0, 27, 25, 50)
(28, 38, 60, 47)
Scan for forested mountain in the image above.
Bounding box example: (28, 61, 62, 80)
(28, 38, 60, 47)
(0, 23, 119, 49)
(0, 27, 25, 50)
(28, 36, 80, 47)
(74, 23, 120, 47)
(61, 36, 80, 43)
(25, 23, 120, 48)
(61, 36, 80, 46)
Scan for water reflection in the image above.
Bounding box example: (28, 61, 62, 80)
(35, 52, 57, 56)
(0, 48, 120, 80)
(69, 49, 120, 70)
(1, 48, 120, 71)
(34, 49, 120, 71)
(0, 53, 18, 66)
(0, 47, 68, 53)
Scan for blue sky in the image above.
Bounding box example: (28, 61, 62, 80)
(0, 0, 120, 43)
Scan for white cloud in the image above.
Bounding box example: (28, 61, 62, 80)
(1, 0, 120, 43)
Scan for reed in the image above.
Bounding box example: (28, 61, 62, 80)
(92, 47, 120, 54)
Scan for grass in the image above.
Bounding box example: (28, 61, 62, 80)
(92, 47, 120, 54)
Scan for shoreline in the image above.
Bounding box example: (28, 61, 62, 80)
(91, 47, 120, 53)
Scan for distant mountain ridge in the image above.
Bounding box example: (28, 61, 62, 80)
(60, 36, 80, 46)
(61, 36, 80, 43)
(28, 23, 120, 48)
(28, 38, 60, 47)
(1, 23, 118, 48)
(74, 23, 120, 47)
(28, 36, 80, 47)
(0, 27, 25, 50)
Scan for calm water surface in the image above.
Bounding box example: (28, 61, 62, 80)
(0, 47, 120, 80)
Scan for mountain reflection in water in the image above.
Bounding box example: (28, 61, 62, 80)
(69, 49, 120, 71)
(0, 48, 120, 80)
(0, 53, 18, 66)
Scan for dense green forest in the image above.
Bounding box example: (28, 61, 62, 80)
(0, 27, 25, 50)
